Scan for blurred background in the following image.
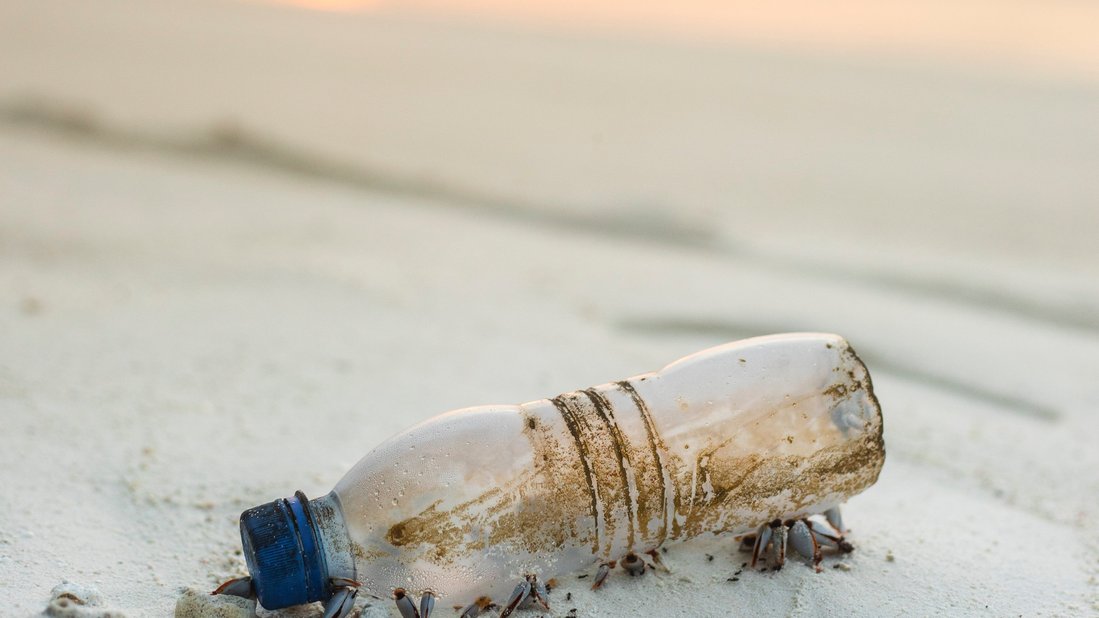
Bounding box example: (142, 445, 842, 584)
(1, 0, 1097, 615)
(4, 0, 1099, 274)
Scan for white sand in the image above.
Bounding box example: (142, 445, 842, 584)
(1, 1, 1098, 616)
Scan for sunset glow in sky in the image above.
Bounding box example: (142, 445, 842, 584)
(271, 0, 378, 10)
(263, 0, 1098, 79)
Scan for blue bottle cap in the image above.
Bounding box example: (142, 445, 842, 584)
(239, 491, 329, 609)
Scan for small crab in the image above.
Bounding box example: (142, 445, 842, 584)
(745, 507, 854, 573)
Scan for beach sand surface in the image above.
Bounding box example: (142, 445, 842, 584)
(1, 1, 1097, 615)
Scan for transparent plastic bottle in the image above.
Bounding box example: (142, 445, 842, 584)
(238, 333, 884, 610)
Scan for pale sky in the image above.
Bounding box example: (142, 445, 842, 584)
(258, 0, 1099, 81)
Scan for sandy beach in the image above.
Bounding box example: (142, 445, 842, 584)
(2, 1, 1098, 616)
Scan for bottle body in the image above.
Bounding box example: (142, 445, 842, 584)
(326, 333, 884, 604)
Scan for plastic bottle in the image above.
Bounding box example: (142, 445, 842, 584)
(237, 333, 884, 610)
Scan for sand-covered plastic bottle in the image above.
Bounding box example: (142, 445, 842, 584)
(236, 333, 884, 612)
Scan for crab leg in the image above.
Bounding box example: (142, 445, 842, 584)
(323, 586, 358, 618)
(498, 579, 531, 618)
(770, 521, 788, 570)
(788, 520, 823, 571)
(750, 521, 775, 568)
(825, 505, 846, 534)
(211, 576, 254, 599)
(591, 560, 616, 590)
(526, 575, 550, 610)
(419, 591, 435, 618)
(806, 516, 854, 553)
(393, 588, 420, 618)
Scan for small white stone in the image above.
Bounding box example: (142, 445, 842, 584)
(46, 581, 125, 617)
(50, 581, 101, 606)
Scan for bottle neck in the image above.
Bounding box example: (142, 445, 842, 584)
(307, 491, 357, 585)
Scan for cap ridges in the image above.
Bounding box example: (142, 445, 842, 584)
(239, 491, 328, 609)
